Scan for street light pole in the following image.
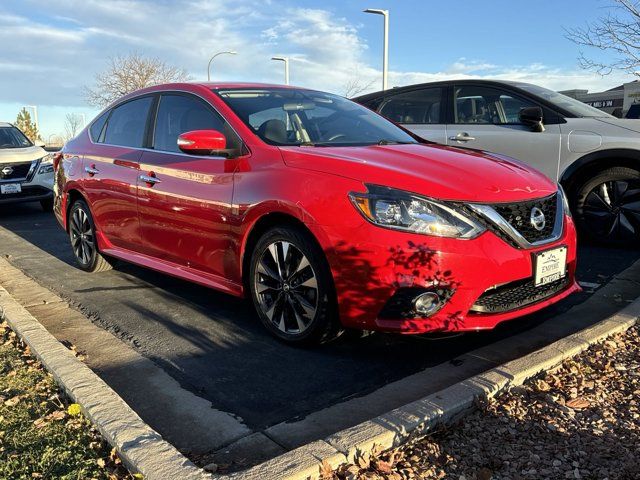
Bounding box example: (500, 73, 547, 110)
(207, 51, 237, 82)
(271, 56, 290, 85)
(25, 105, 39, 132)
(364, 8, 389, 90)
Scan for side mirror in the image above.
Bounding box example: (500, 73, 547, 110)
(519, 106, 545, 132)
(34, 139, 45, 147)
(177, 130, 227, 156)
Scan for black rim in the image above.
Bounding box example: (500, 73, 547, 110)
(70, 208, 95, 265)
(254, 240, 318, 335)
(581, 179, 640, 242)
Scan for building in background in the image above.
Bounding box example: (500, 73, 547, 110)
(559, 80, 640, 118)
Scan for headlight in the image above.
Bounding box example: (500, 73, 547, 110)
(38, 154, 54, 174)
(349, 185, 486, 239)
(558, 184, 572, 218)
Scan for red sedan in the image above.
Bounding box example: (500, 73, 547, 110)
(53, 83, 580, 344)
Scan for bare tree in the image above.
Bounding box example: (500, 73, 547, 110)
(85, 53, 191, 108)
(342, 68, 377, 98)
(64, 113, 83, 141)
(566, 0, 640, 76)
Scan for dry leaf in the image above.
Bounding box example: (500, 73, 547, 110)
(566, 397, 591, 410)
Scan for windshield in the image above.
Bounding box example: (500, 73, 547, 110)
(0, 126, 33, 149)
(216, 88, 418, 147)
(515, 83, 614, 118)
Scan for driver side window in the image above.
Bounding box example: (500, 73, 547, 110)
(454, 86, 536, 125)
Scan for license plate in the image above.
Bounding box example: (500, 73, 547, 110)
(534, 246, 567, 286)
(0, 183, 21, 194)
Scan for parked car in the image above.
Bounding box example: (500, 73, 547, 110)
(0, 122, 54, 210)
(355, 80, 640, 246)
(53, 83, 579, 344)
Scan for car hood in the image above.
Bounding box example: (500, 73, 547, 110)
(0, 145, 46, 164)
(595, 117, 640, 134)
(279, 143, 557, 203)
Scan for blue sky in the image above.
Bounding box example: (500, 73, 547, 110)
(0, 0, 632, 139)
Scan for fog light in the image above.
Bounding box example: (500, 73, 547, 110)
(413, 292, 441, 316)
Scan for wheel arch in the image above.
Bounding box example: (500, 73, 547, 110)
(560, 149, 640, 196)
(240, 211, 335, 294)
(63, 188, 89, 232)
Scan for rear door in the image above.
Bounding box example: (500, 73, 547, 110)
(82, 95, 153, 251)
(447, 84, 562, 180)
(375, 86, 447, 144)
(137, 92, 239, 280)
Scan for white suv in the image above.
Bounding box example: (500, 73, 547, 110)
(355, 80, 640, 246)
(0, 122, 54, 211)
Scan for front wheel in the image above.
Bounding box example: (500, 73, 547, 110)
(68, 200, 115, 272)
(574, 166, 640, 247)
(249, 226, 340, 345)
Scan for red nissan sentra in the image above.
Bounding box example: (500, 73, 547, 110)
(53, 83, 580, 344)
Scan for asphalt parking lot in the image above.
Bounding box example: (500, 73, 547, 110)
(1, 202, 640, 464)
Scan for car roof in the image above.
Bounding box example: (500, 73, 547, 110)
(0, 122, 13, 127)
(353, 79, 537, 102)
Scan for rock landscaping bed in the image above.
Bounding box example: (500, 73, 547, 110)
(0, 320, 132, 480)
(330, 325, 640, 480)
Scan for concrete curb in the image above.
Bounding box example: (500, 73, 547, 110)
(227, 299, 640, 479)
(0, 286, 211, 480)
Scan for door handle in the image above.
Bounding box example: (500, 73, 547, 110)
(449, 132, 476, 142)
(139, 173, 161, 186)
(84, 165, 99, 176)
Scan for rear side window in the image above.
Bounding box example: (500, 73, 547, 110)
(379, 88, 444, 124)
(89, 111, 109, 142)
(103, 96, 153, 147)
(153, 94, 240, 154)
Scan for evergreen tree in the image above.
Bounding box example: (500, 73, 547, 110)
(15, 108, 40, 142)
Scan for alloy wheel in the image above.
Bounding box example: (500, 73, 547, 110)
(70, 208, 95, 265)
(582, 179, 640, 242)
(254, 240, 319, 335)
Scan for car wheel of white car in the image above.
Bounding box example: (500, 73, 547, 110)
(574, 167, 640, 247)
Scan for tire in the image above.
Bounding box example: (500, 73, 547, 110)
(249, 225, 341, 345)
(573, 166, 640, 247)
(40, 198, 53, 212)
(68, 199, 114, 273)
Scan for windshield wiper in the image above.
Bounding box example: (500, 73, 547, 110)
(376, 139, 416, 145)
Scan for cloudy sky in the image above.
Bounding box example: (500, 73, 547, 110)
(0, 0, 633, 139)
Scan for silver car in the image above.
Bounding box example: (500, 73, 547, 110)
(0, 122, 54, 210)
(355, 80, 640, 246)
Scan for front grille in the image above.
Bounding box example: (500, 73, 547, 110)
(0, 161, 35, 182)
(493, 193, 558, 243)
(470, 275, 570, 314)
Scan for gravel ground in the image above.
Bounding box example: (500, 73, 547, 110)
(330, 324, 640, 480)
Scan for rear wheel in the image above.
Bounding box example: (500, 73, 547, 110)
(249, 226, 340, 345)
(68, 200, 114, 272)
(574, 166, 640, 247)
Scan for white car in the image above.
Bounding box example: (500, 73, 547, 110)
(0, 122, 54, 210)
(355, 80, 640, 246)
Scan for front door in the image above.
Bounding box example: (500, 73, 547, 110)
(447, 84, 562, 181)
(137, 93, 239, 280)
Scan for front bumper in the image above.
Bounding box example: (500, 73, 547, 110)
(322, 215, 579, 334)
